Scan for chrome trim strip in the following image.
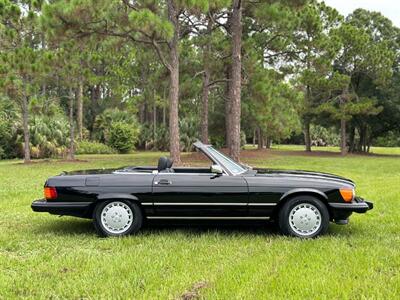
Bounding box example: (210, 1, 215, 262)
(150, 202, 277, 206)
(114, 172, 227, 176)
(153, 202, 247, 206)
(153, 173, 221, 176)
(146, 216, 270, 220)
(32, 200, 91, 207)
(141, 203, 153, 205)
(328, 202, 369, 209)
(112, 172, 155, 175)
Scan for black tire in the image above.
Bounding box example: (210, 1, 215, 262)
(278, 195, 329, 238)
(93, 200, 143, 237)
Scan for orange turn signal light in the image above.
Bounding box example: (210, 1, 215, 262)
(340, 188, 354, 202)
(44, 187, 57, 200)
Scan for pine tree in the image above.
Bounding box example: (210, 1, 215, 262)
(321, 23, 395, 155)
(0, 0, 49, 162)
(293, 1, 342, 152)
(42, 0, 214, 164)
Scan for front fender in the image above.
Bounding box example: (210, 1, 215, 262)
(280, 188, 328, 201)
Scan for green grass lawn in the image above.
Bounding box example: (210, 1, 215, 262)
(244, 143, 400, 155)
(0, 148, 399, 299)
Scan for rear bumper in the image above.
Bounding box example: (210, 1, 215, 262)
(329, 197, 373, 214)
(31, 199, 92, 218)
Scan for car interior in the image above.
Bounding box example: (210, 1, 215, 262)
(157, 156, 217, 174)
(115, 156, 216, 174)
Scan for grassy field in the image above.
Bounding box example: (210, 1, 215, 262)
(245, 143, 400, 155)
(0, 147, 399, 299)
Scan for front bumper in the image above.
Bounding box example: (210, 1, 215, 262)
(329, 197, 373, 213)
(31, 199, 92, 218)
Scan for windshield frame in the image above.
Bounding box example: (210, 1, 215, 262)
(193, 141, 251, 176)
(205, 146, 248, 176)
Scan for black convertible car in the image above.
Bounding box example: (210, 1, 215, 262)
(32, 141, 373, 238)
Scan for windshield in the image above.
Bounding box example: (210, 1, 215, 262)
(207, 146, 247, 175)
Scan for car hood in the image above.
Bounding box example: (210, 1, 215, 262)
(253, 168, 355, 186)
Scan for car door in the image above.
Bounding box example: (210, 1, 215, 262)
(151, 172, 249, 217)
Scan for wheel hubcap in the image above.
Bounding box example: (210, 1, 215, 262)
(289, 203, 321, 236)
(101, 202, 133, 234)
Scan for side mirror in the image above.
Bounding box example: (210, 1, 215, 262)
(211, 164, 223, 175)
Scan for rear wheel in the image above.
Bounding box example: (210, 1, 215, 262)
(278, 196, 329, 238)
(93, 200, 143, 237)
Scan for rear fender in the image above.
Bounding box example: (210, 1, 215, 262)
(91, 193, 150, 219)
(97, 193, 139, 202)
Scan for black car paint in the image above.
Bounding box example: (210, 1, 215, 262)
(32, 163, 373, 226)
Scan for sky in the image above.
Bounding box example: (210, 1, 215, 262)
(323, 0, 400, 27)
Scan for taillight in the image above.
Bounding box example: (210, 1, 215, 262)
(339, 188, 354, 203)
(44, 187, 57, 200)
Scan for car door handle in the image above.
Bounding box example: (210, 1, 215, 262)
(155, 179, 172, 185)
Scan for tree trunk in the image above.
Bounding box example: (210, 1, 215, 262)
(167, 0, 181, 164)
(228, 0, 242, 162)
(89, 85, 100, 138)
(201, 70, 210, 144)
(22, 94, 31, 163)
(225, 64, 231, 148)
(67, 88, 75, 160)
(257, 127, 263, 150)
(77, 81, 84, 141)
(362, 125, 367, 153)
(340, 117, 347, 156)
(303, 118, 311, 152)
(265, 136, 271, 149)
(163, 105, 166, 125)
(162, 87, 167, 126)
(201, 17, 212, 144)
(153, 99, 157, 149)
(139, 102, 145, 124)
(349, 125, 355, 153)
(252, 128, 256, 147)
(340, 88, 348, 156)
(168, 64, 180, 163)
(303, 81, 312, 152)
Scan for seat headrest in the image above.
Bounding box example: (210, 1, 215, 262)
(166, 158, 173, 169)
(158, 157, 169, 172)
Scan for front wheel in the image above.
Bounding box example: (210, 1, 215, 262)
(278, 196, 329, 238)
(93, 200, 143, 237)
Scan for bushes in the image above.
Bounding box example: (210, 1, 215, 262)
(0, 116, 17, 159)
(310, 125, 340, 146)
(26, 115, 70, 158)
(0, 97, 72, 159)
(76, 141, 116, 155)
(0, 98, 19, 159)
(138, 118, 200, 152)
(179, 117, 198, 152)
(209, 135, 225, 149)
(94, 109, 141, 153)
(138, 124, 169, 151)
(375, 131, 400, 147)
(94, 109, 139, 142)
(107, 122, 140, 153)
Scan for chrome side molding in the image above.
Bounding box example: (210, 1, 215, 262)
(146, 216, 270, 220)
